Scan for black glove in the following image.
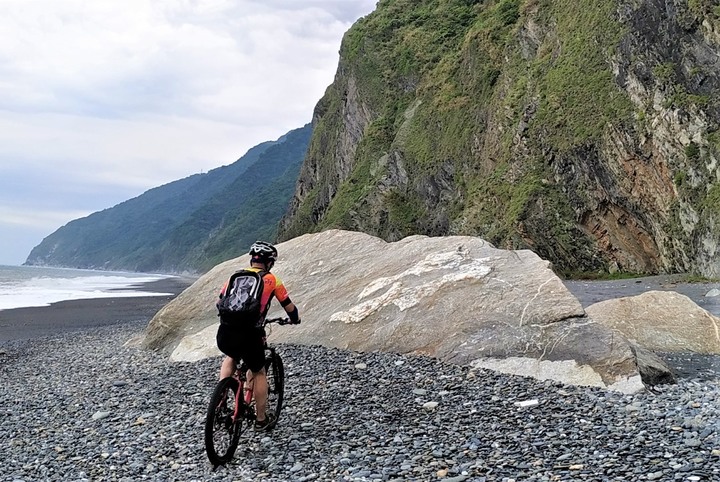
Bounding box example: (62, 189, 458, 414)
(287, 306, 300, 325)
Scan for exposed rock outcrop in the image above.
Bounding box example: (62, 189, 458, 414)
(142, 230, 674, 393)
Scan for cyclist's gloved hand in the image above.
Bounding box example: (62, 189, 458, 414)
(287, 306, 300, 325)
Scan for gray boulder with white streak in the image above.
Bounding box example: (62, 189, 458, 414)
(141, 230, 665, 392)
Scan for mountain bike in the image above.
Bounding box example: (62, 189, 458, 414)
(204, 317, 287, 468)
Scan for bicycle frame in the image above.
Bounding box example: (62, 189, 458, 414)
(231, 372, 254, 422)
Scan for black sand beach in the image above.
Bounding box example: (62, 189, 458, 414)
(0, 276, 195, 345)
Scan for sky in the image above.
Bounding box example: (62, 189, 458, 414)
(0, 0, 377, 266)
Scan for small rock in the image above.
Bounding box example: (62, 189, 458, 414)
(444, 475, 468, 482)
(92, 411, 111, 420)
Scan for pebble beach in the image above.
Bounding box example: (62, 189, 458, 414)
(1, 276, 720, 481)
(1, 321, 719, 482)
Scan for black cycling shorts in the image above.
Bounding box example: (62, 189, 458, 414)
(216, 325, 266, 373)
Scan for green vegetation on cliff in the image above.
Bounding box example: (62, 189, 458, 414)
(281, 0, 635, 273)
(280, 0, 720, 277)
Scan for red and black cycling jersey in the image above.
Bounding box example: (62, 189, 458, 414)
(218, 267, 292, 317)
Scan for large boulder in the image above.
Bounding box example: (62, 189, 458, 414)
(142, 230, 663, 392)
(586, 291, 720, 354)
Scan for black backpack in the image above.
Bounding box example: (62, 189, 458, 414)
(216, 269, 266, 327)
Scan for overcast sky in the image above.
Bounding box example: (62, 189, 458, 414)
(0, 0, 377, 266)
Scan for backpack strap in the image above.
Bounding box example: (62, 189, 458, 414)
(257, 269, 271, 317)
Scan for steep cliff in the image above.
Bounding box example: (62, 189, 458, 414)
(278, 0, 720, 277)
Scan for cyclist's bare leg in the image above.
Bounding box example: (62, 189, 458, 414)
(219, 356, 236, 379)
(248, 368, 269, 421)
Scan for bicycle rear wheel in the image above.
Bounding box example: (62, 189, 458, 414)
(265, 349, 285, 425)
(204, 377, 246, 467)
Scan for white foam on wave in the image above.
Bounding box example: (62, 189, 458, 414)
(0, 273, 173, 311)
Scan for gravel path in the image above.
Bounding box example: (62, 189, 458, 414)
(1, 323, 719, 482)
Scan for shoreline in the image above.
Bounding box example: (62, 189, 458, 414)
(2, 273, 719, 380)
(0, 276, 195, 345)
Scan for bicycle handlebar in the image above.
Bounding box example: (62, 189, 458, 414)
(265, 317, 291, 326)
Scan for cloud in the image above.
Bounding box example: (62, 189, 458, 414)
(0, 0, 376, 184)
(0, 206, 91, 230)
(0, 111, 274, 190)
(0, 0, 372, 123)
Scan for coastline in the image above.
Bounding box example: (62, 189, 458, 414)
(2, 273, 719, 379)
(0, 276, 195, 345)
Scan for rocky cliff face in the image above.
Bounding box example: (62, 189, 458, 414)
(278, 0, 720, 277)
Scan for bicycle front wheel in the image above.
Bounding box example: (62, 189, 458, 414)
(204, 377, 245, 467)
(265, 349, 285, 425)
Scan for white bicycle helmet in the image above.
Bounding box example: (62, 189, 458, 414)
(249, 241, 278, 263)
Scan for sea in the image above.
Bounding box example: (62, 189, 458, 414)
(0, 265, 175, 311)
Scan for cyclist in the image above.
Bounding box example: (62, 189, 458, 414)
(215, 241, 301, 431)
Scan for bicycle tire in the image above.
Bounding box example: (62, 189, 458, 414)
(265, 349, 285, 425)
(204, 377, 245, 467)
